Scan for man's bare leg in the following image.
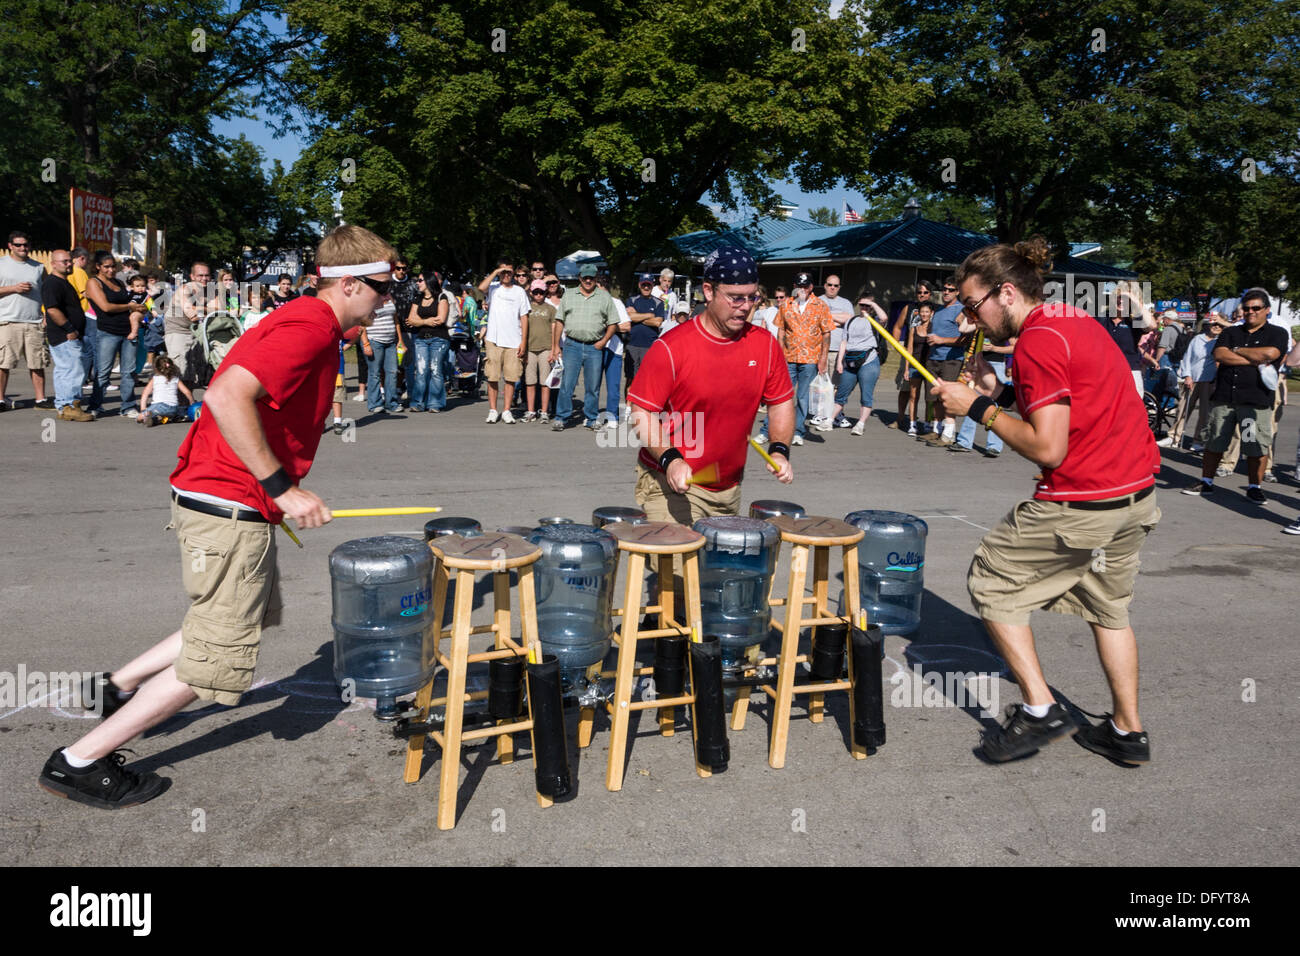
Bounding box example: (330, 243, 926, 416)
(68, 667, 198, 761)
(1089, 623, 1141, 732)
(982, 620, 1054, 706)
(110, 629, 183, 692)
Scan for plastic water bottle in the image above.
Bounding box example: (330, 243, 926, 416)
(693, 517, 780, 666)
(530, 525, 617, 685)
(844, 510, 927, 636)
(330, 536, 436, 719)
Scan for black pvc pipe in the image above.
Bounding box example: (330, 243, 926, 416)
(653, 633, 688, 698)
(809, 622, 847, 681)
(488, 656, 525, 720)
(689, 634, 730, 772)
(850, 622, 886, 751)
(526, 655, 572, 798)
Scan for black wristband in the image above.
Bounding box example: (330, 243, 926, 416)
(768, 442, 791, 460)
(996, 386, 1017, 409)
(658, 448, 685, 471)
(258, 467, 293, 499)
(968, 395, 995, 425)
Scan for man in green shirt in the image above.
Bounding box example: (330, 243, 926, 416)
(552, 263, 618, 430)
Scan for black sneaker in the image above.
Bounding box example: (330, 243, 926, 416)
(82, 672, 134, 719)
(947, 443, 972, 453)
(980, 702, 1075, 762)
(34, 397, 54, 409)
(1073, 716, 1150, 765)
(1246, 486, 1266, 504)
(1181, 481, 1214, 496)
(38, 749, 168, 809)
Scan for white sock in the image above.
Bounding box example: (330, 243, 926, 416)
(1022, 702, 1052, 718)
(942, 423, 956, 439)
(1247, 483, 1259, 489)
(62, 749, 96, 768)
(1109, 719, 1131, 736)
(333, 416, 342, 424)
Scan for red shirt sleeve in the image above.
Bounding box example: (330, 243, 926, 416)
(1014, 326, 1073, 414)
(227, 315, 336, 409)
(763, 332, 795, 404)
(627, 337, 675, 412)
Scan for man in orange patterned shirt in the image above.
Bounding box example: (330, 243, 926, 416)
(773, 271, 833, 445)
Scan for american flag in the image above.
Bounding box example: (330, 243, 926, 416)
(843, 203, 862, 224)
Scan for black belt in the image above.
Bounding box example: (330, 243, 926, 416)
(567, 335, 600, 344)
(172, 491, 269, 523)
(1064, 486, 1153, 511)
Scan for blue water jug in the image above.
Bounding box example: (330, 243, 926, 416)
(844, 510, 927, 636)
(692, 517, 779, 665)
(330, 536, 436, 719)
(529, 525, 617, 684)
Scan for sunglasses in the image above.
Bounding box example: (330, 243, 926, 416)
(356, 275, 393, 295)
(530, 289, 545, 294)
(1241, 305, 1266, 312)
(857, 302, 871, 308)
(961, 282, 1004, 319)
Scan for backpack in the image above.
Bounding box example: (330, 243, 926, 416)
(1166, 326, 1194, 367)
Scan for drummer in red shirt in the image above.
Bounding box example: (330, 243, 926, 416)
(39, 225, 398, 810)
(933, 237, 1162, 767)
(628, 245, 794, 523)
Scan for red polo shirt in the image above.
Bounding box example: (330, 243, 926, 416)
(629, 320, 793, 491)
(1013, 302, 1159, 501)
(172, 296, 343, 521)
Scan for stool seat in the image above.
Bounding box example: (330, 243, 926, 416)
(431, 532, 541, 569)
(767, 515, 864, 547)
(606, 520, 705, 554)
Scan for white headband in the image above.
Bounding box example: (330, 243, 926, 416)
(317, 261, 391, 278)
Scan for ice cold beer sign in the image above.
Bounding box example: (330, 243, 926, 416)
(70, 188, 114, 253)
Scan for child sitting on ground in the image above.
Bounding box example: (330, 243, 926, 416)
(136, 355, 193, 427)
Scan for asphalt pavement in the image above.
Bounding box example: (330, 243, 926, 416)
(2, 368, 1296, 866)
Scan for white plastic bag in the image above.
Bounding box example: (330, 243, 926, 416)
(809, 372, 834, 422)
(544, 355, 564, 389)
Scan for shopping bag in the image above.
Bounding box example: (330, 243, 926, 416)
(810, 372, 834, 421)
(544, 355, 564, 389)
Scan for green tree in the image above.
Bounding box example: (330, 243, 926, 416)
(807, 206, 840, 227)
(284, 0, 915, 286)
(864, 0, 1300, 254)
(0, 0, 315, 256)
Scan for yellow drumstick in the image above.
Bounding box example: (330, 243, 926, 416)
(749, 436, 781, 471)
(330, 507, 444, 517)
(686, 462, 719, 486)
(278, 523, 304, 548)
(865, 315, 938, 387)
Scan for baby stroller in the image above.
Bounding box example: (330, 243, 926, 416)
(447, 319, 482, 397)
(197, 310, 244, 383)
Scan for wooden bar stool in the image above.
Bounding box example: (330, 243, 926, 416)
(401, 532, 548, 830)
(756, 515, 866, 769)
(601, 521, 710, 791)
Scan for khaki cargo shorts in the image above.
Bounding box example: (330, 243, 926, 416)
(171, 499, 281, 705)
(1206, 402, 1274, 460)
(525, 349, 553, 385)
(968, 491, 1160, 630)
(484, 341, 523, 383)
(0, 322, 50, 370)
(634, 462, 741, 526)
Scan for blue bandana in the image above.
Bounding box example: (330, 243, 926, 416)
(702, 246, 759, 285)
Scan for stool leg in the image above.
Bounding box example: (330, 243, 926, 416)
(657, 554, 676, 735)
(606, 552, 645, 791)
(403, 677, 434, 783)
(578, 706, 595, 749)
(770, 544, 808, 769)
(517, 563, 552, 808)
(842, 543, 867, 760)
(492, 569, 515, 765)
(809, 546, 830, 724)
(437, 569, 475, 830)
(682, 552, 710, 778)
(406, 560, 450, 783)
(730, 679, 753, 731)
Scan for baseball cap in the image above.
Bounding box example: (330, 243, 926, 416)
(794, 271, 813, 286)
(529, 280, 547, 292)
(579, 264, 598, 278)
